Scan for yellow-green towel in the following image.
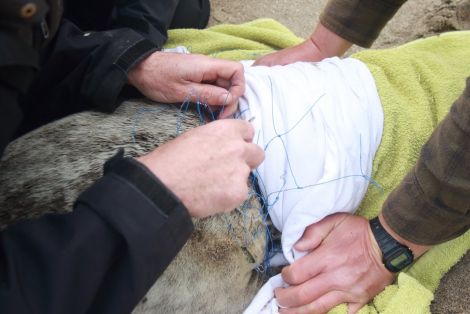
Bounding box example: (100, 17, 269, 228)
(166, 19, 303, 59)
(352, 32, 470, 314)
(166, 19, 470, 314)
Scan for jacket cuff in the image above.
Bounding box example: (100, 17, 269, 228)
(75, 156, 195, 293)
(320, 0, 406, 47)
(103, 149, 190, 218)
(115, 39, 159, 74)
(90, 35, 158, 112)
(382, 170, 469, 246)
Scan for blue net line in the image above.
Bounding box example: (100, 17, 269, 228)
(129, 75, 383, 277)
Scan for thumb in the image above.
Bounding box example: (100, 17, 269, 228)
(190, 83, 236, 107)
(189, 83, 239, 118)
(294, 213, 344, 251)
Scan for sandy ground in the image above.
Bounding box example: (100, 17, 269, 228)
(209, 0, 470, 313)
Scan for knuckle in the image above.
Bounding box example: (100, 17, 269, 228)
(350, 286, 369, 304)
(252, 148, 266, 167)
(245, 122, 255, 138)
(229, 141, 246, 156)
(234, 185, 249, 204)
(315, 299, 330, 314)
(281, 266, 297, 284)
(236, 118, 251, 131)
(219, 118, 237, 129)
(232, 62, 243, 72)
(351, 291, 369, 306)
(357, 294, 369, 305)
(297, 286, 312, 305)
(214, 120, 232, 134)
(239, 163, 252, 176)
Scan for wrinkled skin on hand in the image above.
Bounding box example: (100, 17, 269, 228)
(137, 119, 265, 218)
(254, 39, 327, 66)
(275, 213, 395, 314)
(128, 52, 245, 118)
(254, 24, 352, 67)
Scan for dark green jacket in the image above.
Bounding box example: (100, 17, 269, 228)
(321, 0, 470, 245)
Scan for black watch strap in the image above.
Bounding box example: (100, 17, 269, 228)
(369, 217, 414, 273)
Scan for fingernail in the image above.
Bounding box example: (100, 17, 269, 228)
(219, 92, 231, 105)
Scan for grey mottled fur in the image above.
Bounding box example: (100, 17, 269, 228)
(0, 100, 267, 313)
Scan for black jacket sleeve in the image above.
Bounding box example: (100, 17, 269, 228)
(0, 151, 194, 314)
(17, 0, 210, 135)
(0, 0, 42, 153)
(18, 19, 159, 134)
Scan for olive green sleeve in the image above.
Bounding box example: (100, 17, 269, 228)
(382, 78, 470, 245)
(320, 0, 407, 47)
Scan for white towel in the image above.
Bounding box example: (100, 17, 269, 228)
(238, 57, 383, 313)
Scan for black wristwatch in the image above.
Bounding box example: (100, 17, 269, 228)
(369, 217, 414, 273)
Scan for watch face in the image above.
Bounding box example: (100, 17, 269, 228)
(390, 253, 410, 268)
(386, 249, 414, 272)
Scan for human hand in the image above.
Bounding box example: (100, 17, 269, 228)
(275, 213, 394, 314)
(253, 39, 326, 66)
(254, 24, 352, 66)
(128, 52, 245, 118)
(137, 119, 264, 218)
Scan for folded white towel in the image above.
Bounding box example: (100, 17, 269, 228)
(238, 57, 383, 313)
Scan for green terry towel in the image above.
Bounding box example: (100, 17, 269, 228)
(353, 32, 470, 314)
(166, 19, 303, 59)
(165, 19, 470, 314)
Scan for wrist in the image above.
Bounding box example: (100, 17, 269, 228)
(309, 23, 352, 59)
(136, 151, 195, 216)
(127, 55, 146, 88)
(378, 213, 431, 258)
(368, 212, 432, 273)
(127, 50, 162, 88)
(105, 149, 189, 217)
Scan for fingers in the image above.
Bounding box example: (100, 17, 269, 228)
(189, 83, 236, 107)
(280, 215, 348, 286)
(276, 270, 338, 308)
(279, 291, 353, 314)
(253, 46, 301, 67)
(212, 119, 264, 168)
(198, 58, 245, 107)
(208, 119, 263, 162)
(217, 102, 239, 119)
(221, 172, 252, 213)
(187, 83, 239, 119)
(281, 250, 325, 286)
(245, 143, 265, 169)
(253, 52, 280, 67)
(208, 119, 254, 143)
(208, 58, 245, 100)
(254, 40, 329, 67)
(294, 214, 341, 251)
(228, 119, 255, 142)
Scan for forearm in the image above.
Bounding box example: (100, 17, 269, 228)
(320, 0, 407, 47)
(22, 0, 183, 124)
(382, 78, 470, 245)
(0, 152, 193, 313)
